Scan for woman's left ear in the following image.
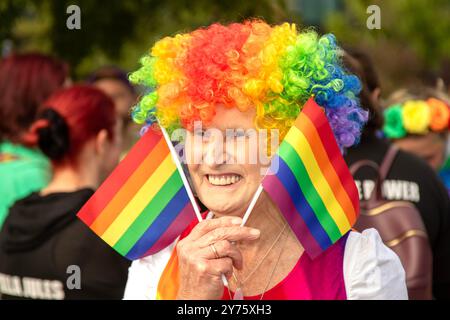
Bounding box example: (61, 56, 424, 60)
(94, 129, 109, 156)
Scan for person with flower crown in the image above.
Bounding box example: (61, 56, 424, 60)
(123, 20, 407, 300)
(383, 89, 450, 173)
(384, 89, 450, 198)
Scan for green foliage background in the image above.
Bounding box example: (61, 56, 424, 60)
(1, 0, 290, 78)
(1, 0, 449, 94)
(325, 0, 450, 92)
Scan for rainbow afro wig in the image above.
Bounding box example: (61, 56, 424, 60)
(129, 20, 368, 149)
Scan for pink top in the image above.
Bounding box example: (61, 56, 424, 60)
(124, 214, 408, 300)
(222, 233, 349, 300)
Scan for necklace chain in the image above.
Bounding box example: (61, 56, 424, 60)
(227, 222, 288, 300)
(259, 227, 289, 300)
(236, 223, 287, 285)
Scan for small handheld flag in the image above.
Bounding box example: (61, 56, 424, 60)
(77, 127, 196, 260)
(262, 98, 360, 259)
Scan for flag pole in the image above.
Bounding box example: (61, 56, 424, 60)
(240, 166, 271, 227)
(240, 184, 264, 227)
(159, 124, 203, 223)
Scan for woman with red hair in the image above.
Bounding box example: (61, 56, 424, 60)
(0, 85, 130, 299)
(0, 53, 69, 228)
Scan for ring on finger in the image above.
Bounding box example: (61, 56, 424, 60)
(209, 243, 220, 259)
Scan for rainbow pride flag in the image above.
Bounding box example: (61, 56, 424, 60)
(262, 98, 359, 259)
(77, 128, 196, 260)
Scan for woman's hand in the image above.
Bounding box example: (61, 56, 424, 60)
(175, 216, 260, 300)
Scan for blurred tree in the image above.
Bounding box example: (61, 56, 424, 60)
(325, 0, 450, 93)
(5, 0, 447, 94)
(1, 0, 291, 78)
(0, 0, 27, 40)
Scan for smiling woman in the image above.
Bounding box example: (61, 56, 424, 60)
(123, 20, 408, 300)
(185, 105, 264, 216)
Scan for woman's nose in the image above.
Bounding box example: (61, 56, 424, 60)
(203, 137, 226, 167)
(203, 132, 238, 167)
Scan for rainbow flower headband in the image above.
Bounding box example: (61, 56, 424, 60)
(383, 98, 450, 139)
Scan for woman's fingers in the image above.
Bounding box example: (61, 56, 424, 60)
(175, 216, 260, 299)
(188, 216, 243, 241)
(207, 257, 234, 279)
(197, 226, 260, 247)
(198, 240, 244, 270)
(183, 255, 234, 280)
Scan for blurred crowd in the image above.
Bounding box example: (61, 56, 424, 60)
(0, 42, 449, 299)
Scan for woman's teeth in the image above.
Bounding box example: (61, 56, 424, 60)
(207, 174, 242, 186)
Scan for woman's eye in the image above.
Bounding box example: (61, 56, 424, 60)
(194, 130, 206, 137)
(194, 130, 213, 140)
(226, 130, 246, 139)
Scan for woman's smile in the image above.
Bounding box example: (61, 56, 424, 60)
(205, 173, 243, 188)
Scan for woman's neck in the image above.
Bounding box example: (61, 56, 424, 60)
(41, 163, 98, 196)
(211, 192, 298, 251)
(213, 192, 299, 259)
(242, 194, 285, 239)
(225, 193, 304, 294)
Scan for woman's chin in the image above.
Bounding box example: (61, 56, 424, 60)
(200, 197, 245, 216)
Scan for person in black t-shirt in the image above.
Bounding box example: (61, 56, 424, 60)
(0, 85, 130, 299)
(343, 49, 450, 299)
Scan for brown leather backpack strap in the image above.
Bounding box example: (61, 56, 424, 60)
(349, 144, 399, 204)
(349, 159, 383, 202)
(349, 159, 379, 176)
(378, 144, 399, 181)
(365, 144, 399, 205)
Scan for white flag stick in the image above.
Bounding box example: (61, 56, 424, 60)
(240, 184, 263, 227)
(240, 167, 271, 227)
(159, 124, 203, 223)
